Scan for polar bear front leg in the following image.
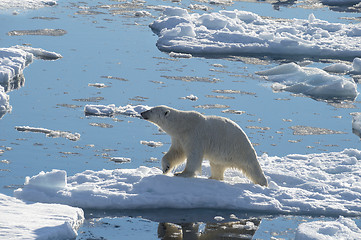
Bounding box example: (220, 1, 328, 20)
(162, 144, 186, 174)
(174, 150, 203, 178)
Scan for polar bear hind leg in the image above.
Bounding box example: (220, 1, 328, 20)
(209, 162, 226, 180)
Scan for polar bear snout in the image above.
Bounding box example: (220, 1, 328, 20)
(141, 110, 150, 120)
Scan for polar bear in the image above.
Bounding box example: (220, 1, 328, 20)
(141, 106, 268, 186)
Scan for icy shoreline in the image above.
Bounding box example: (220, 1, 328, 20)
(14, 149, 361, 216)
(150, 7, 361, 59)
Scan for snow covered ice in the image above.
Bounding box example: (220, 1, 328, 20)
(14, 149, 361, 216)
(256, 62, 358, 101)
(0, 193, 84, 239)
(15, 126, 81, 141)
(352, 113, 361, 138)
(295, 216, 361, 240)
(150, 8, 361, 59)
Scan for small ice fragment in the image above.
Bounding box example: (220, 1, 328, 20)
(181, 94, 198, 101)
(169, 52, 192, 58)
(88, 83, 108, 88)
(214, 216, 225, 221)
(140, 140, 163, 147)
(15, 126, 81, 141)
(110, 157, 131, 163)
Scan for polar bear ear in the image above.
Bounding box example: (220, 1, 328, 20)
(164, 110, 170, 117)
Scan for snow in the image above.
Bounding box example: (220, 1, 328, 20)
(0, 193, 84, 239)
(14, 149, 361, 216)
(0, 0, 57, 10)
(295, 216, 361, 240)
(15, 126, 81, 141)
(256, 62, 358, 101)
(0, 86, 11, 119)
(85, 104, 150, 117)
(150, 8, 361, 59)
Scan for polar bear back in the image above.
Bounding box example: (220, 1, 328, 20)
(199, 116, 257, 165)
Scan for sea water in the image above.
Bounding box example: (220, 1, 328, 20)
(0, 0, 360, 239)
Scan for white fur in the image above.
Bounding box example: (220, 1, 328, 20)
(141, 106, 268, 186)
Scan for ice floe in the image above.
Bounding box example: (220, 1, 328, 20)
(15, 126, 81, 141)
(0, 193, 83, 239)
(0, 47, 33, 84)
(0, 86, 11, 119)
(150, 8, 361, 59)
(0, 0, 57, 10)
(85, 104, 150, 117)
(256, 62, 358, 101)
(14, 149, 361, 216)
(295, 216, 361, 240)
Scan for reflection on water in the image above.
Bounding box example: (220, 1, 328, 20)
(79, 209, 262, 240)
(158, 218, 261, 240)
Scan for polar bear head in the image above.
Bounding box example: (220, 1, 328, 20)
(141, 105, 203, 136)
(141, 105, 174, 132)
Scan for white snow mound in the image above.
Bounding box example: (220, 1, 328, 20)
(0, 193, 84, 239)
(150, 8, 361, 59)
(14, 149, 361, 216)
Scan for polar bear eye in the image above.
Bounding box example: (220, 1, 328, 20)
(164, 110, 170, 116)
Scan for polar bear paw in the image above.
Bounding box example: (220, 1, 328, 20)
(174, 171, 195, 178)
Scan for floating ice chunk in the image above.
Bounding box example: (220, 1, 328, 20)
(0, 193, 83, 239)
(0, 86, 11, 119)
(295, 216, 361, 240)
(181, 94, 198, 101)
(88, 83, 108, 88)
(14, 149, 361, 215)
(134, 10, 151, 17)
(116, 104, 151, 117)
(85, 104, 116, 116)
(150, 8, 361, 59)
(351, 112, 361, 139)
(257, 63, 358, 101)
(15, 126, 81, 141)
(140, 140, 164, 147)
(13, 45, 62, 60)
(0, 47, 33, 83)
(0, 0, 57, 10)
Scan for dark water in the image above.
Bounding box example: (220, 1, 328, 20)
(0, 0, 360, 239)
